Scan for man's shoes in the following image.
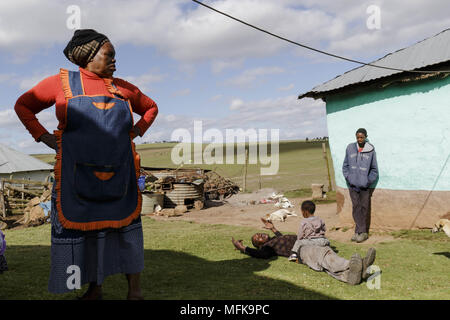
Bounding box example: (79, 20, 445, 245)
(356, 233, 369, 243)
(362, 248, 376, 280)
(288, 253, 298, 262)
(347, 253, 363, 285)
(351, 233, 358, 242)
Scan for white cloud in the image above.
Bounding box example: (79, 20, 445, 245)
(0, 73, 18, 83)
(34, 110, 59, 131)
(172, 88, 191, 97)
(165, 114, 177, 122)
(278, 83, 294, 91)
(123, 71, 166, 93)
(1, 107, 58, 134)
(229, 98, 244, 110)
(0, 72, 53, 90)
(211, 58, 244, 73)
(0, 1, 344, 64)
(135, 95, 327, 143)
(210, 94, 223, 101)
(225, 66, 284, 88)
(1, 0, 448, 67)
(19, 73, 53, 90)
(0, 109, 22, 128)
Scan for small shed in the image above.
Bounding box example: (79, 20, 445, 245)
(299, 29, 450, 230)
(0, 143, 53, 182)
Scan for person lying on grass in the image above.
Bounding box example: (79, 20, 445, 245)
(231, 218, 376, 285)
(288, 200, 330, 262)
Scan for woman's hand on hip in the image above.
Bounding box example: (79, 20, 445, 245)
(131, 126, 141, 140)
(39, 133, 57, 151)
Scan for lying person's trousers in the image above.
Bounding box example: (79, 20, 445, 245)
(291, 237, 330, 254)
(299, 245, 352, 283)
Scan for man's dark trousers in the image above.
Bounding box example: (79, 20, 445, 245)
(349, 188, 371, 234)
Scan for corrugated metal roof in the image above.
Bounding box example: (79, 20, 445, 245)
(0, 143, 53, 174)
(299, 28, 450, 99)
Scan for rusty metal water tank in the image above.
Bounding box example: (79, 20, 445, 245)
(164, 183, 204, 208)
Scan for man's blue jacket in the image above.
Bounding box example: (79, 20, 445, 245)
(342, 142, 378, 191)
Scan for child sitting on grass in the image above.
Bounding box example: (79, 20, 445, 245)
(0, 229, 8, 273)
(288, 200, 330, 262)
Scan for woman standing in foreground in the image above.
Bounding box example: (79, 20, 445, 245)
(14, 29, 158, 299)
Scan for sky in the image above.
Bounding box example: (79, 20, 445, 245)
(1, 0, 449, 154)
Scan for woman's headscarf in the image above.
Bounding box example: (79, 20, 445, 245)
(63, 29, 109, 67)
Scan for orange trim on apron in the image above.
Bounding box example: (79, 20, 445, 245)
(92, 102, 116, 110)
(93, 171, 115, 181)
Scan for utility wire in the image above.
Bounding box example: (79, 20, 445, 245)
(193, 0, 450, 226)
(192, 0, 450, 74)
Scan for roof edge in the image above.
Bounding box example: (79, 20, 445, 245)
(298, 61, 450, 100)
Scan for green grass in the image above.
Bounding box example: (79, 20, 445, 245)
(390, 229, 450, 242)
(283, 188, 312, 198)
(1, 218, 449, 300)
(31, 153, 56, 165)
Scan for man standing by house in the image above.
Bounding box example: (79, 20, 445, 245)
(342, 128, 378, 243)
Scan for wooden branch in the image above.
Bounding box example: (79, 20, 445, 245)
(6, 198, 30, 203)
(0, 192, 5, 219)
(1, 178, 50, 187)
(4, 185, 42, 197)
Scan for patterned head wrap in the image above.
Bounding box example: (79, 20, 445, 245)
(63, 29, 109, 67)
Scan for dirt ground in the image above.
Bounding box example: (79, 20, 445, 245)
(149, 189, 395, 244)
(2, 189, 396, 244)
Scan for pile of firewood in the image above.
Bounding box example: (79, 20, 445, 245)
(16, 188, 52, 227)
(203, 171, 240, 200)
(0, 178, 52, 228)
(140, 167, 240, 205)
(1, 179, 51, 215)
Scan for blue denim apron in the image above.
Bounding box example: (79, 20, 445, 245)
(55, 69, 141, 231)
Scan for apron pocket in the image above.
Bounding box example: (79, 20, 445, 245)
(74, 162, 128, 201)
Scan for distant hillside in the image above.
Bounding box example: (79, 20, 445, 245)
(31, 140, 335, 192)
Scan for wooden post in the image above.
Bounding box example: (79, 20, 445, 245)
(258, 163, 262, 190)
(242, 147, 249, 192)
(0, 180, 5, 218)
(322, 142, 333, 192)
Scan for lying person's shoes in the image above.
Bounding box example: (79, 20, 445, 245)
(347, 253, 363, 285)
(356, 233, 369, 243)
(362, 248, 376, 280)
(288, 253, 298, 262)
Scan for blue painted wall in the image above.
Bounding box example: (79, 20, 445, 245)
(326, 76, 450, 191)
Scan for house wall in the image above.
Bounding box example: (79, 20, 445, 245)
(325, 76, 450, 229)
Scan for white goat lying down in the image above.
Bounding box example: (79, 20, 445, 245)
(266, 209, 297, 222)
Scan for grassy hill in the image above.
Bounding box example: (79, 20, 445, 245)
(31, 140, 335, 193)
